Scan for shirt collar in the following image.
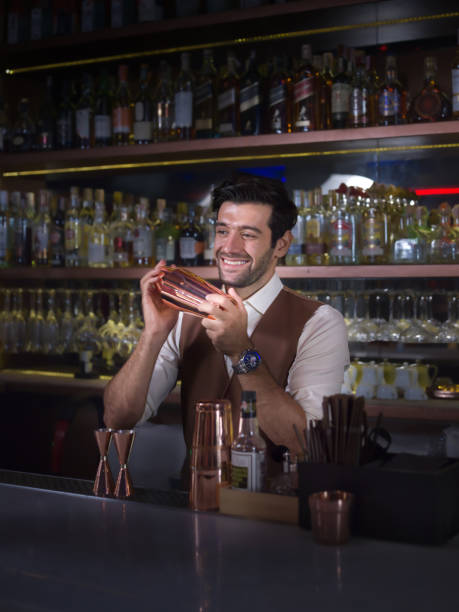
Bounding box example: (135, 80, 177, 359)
(242, 272, 283, 316)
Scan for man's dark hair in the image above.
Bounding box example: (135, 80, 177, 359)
(211, 175, 297, 247)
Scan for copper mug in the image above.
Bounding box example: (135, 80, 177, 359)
(190, 400, 234, 511)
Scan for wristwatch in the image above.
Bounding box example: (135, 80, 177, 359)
(232, 349, 262, 375)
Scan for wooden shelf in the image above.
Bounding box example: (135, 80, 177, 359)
(366, 398, 459, 421)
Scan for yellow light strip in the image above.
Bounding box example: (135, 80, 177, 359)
(3, 142, 459, 177)
(5, 11, 459, 74)
(1, 368, 112, 380)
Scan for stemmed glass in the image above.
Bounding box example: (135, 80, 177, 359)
(9, 289, 26, 353)
(349, 292, 378, 342)
(417, 293, 440, 339)
(42, 289, 60, 355)
(346, 291, 365, 342)
(399, 291, 435, 343)
(58, 289, 75, 354)
(26, 289, 45, 353)
(436, 292, 457, 343)
(98, 290, 122, 371)
(0, 289, 12, 353)
(375, 290, 401, 342)
(118, 290, 142, 360)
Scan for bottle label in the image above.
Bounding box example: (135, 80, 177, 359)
(269, 83, 286, 107)
(133, 227, 153, 257)
(0, 225, 7, 258)
(195, 118, 213, 130)
(231, 450, 264, 492)
(289, 217, 305, 254)
(33, 226, 49, 256)
(112, 107, 131, 134)
(453, 69, 459, 113)
(378, 89, 400, 117)
(88, 242, 105, 264)
(156, 236, 168, 261)
(218, 88, 236, 111)
(330, 218, 352, 256)
(179, 236, 197, 259)
(133, 120, 153, 141)
(195, 80, 213, 106)
(94, 115, 111, 139)
(393, 238, 419, 262)
(350, 86, 369, 126)
(50, 227, 64, 246)
(240, 82, 260, 113)
(305, 218, 326, 255)
(76, 108, 91, 139)
(331, 82, 351, 114)
(175, 91, 193, 128)
(362, 218, 384, 256)
(294, 77, 314, 103)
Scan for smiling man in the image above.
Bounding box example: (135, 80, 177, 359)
(104, 175, 349, 477)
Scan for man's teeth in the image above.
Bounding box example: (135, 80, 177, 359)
(222, 258, 247, 266)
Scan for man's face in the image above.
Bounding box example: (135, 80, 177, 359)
(214, 201, 278, 296)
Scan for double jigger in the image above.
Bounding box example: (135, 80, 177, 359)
(93, 428, 135, 499)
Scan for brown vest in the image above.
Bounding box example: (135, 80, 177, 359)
(178, 286, 322, 458)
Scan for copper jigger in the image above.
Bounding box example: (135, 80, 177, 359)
(113, 429, 136, 499)
(190, 400, 233, 512)
(159, 266, 227, 318)
(308, 490, 354, 545)
(93, 428, 115, 497)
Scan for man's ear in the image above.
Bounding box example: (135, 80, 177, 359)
(274, 230, 292, 258)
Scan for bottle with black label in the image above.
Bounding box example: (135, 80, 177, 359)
(293, 44, 316, 132)
(267, 54, 292, 134)
(217, 51, 240, 137)
(194, 49, 217, 139)
(331, 56, 351, 129)
(134, 64, 154, 144)
(240, 50, 262, 135)
(179, 204, 204, 266)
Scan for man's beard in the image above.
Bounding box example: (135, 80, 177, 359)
(216, 247, 274, 288)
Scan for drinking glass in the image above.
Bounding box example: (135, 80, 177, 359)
(10, 288, 26, 353)
(42, 289, 60, 354)
(0, 289, 12, 353)
(98, 290, 122, 371)
(399, 291, 435, 343)
(26, 289, 45, 353)
(58, 289, 75, 354)
(375, 290, 400, 342)
(436, 293, 457, 343)
(118, 290, 142, 360)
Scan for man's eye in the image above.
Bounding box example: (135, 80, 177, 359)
(241, 233, 256, 239)
(216, 229, 228, 236)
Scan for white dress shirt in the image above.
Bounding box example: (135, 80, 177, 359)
(141, 273, 350, 423)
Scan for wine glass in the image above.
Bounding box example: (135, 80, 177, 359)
(118, 290, 142, 360)
(399, 291, 435, 343)
(42, 289, 60, 354)
(436, 292, 457, 343)
(10, 288, 27, 353)
(375, 290, 401, 342)
(26, 289, 45, 353)
(0, 289, 12, 353)
(58, 289, 75, 354)
(98, 290, 122, 371)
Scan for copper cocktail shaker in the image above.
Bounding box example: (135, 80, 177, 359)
(190, 400, 233, 511)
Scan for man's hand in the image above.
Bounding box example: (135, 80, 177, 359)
(198, 288, 251, 361)
(139, 261, 179, 336)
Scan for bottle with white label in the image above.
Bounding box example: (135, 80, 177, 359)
(134, 64, 154, 144)
(231, 391, 266, 493)
(174, 52, 194, 140)
(240, 49, 262, 135)
(94, 69, 112, 146)
(293, 43, 316, 132)
(88, 189, 112, 268)
(132, 197, 154, 266)
(112, 64, 132, 145)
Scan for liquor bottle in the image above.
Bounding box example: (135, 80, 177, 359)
(0, 79, 9, 152)
(56, 80, 75, 149)
(132, 197, 154, 266)
(50, 194, 66, 267)
(239, 49, 262, 135)
(32, 190, 51, 266)
(392, 204, 423, 263)
(217, 51, 240, 137)
(366, 55, 380, 127)
(53, 0, 79, 36)
(65, 186, 83, 267)
(349, 55, 370, 128)
(110, 0, 137, 27)
(328, 191, 358, 265)
(305, 188, 327, 265)
(137, 0, 164, 22)
(360, 196, 388, 264)
(179, 204, 204, 266)
(154, 198, 178, 264)
(14, 192, 34, 266)
(133, 64, 154, 144)
(110, 198, 134, 267)
(377, 55, 404, 126)
(194, 48, 217, 139)
(428, 202, 454, 263)
(331, 56, 351, 129)
(154, 59, 174, 142)
(267, 54, 292, 134)
(7, 0, 28, 44)
(30, 0, 53, 40)
(174, 52, 194, 140)
(37, 74, 56, 150)
(317, 52, 333, 130)
(80, 0, 107, 32)
(202, 207, 216, 265)
(93, 69, 112, 146)
(293, 44, 316, 132)
(285, 189, 306, 265)
(0, 191, 9, 268)
(231, 390, 266, 493)
(79, 187, 94, 266)
(10, 98, 35, 152)
(452, 29, 459, 120)
(112, 64, 132, 145)
(410, 56, 451, 123)
(88, 189, 112, 267)
(75, 72, 94, 149)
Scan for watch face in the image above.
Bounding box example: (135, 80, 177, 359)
(243, 350, 261, 370)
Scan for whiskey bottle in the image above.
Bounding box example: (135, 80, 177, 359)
(50, 195, 66, 267)
(65, 186, 83, 267)
(110, 197, 134, 267)
(79, 187, 94, 266)
(154, 198, 178, 264)
(133, 64, 154, 144)
(217, 51, 240, 137)
(293, 44, 316, 132)
(112, 64, 132, 145)
(37, 75, 55, 150)
(132, 197, 154, 266)
(410, 56, 451, 122)
(231, 390, 266, 493)
(174, 52, 194, 140)
(240, 49, 262, 135)
(452, 29, 459, 120)
(0, 191, 9, 268)
(11, 98, 35, 152)
(267, 54, 292, 134)
(378, 55, 404, 126)
(75, 72, 94, 149)
(285, 189, 306, 265)
(349, 55, 370, 128)
(360, 196, 388, 264)
(93, 69, 112, 146)
(56, 80, 75, 149)
(88, 189, 112, 267)
(32, 190, 51, 266)
(305, 188, 327, 265)
(317, 52, 333, 130)
(331, 56, 351, 129)
(366, 55, 380, 126)
(179, 204, 204, 266)
(194, 49, 217, 139)
(13, 192, 34, 266)
(154, 60, 174, 142)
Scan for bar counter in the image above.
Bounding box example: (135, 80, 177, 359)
(0, 474, 457, 611)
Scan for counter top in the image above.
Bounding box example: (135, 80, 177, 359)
(0, 478, 457, 611)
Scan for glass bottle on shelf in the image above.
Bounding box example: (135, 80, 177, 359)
(32, 189, 51, 266)
(65, 186, 83, 267)
(174, 52, 195, 140)
(452, 29, 459, 120)
(293, 43, 316, 132)
(50, 194, 66, 267)
(331, 55, 351, 129)
(11, 98, 35, 152)
(366, 55, 380, 126)
(202, 207, 216, 266)
(239, 49, 262, 136)
(79, 187, 94, 266)
(392, 204, 424, 263)
(132, 197, 154, 266)
(285, 189, 306, 265)
(93, 68, 112, 146)
(179, 204, 204, 266)
(111, 198, 134, 267)
(349, 54, 370, 128)
(305, 188, 327, 265)
(427, 202, 454, 263)
(56, 79, 75, 149)
(452, 204, 459, 260)
(378, 55, 405, 126)
(133, 63, 154, 144)
(75, 72, 94, 149)
(88, 189, 112, 268)
(410, 56, 452, 123)
(154, 198, 178, 265)
(231, 390, 266, 493)
(0, 191, 9, 268)
(267, 54, 292, 134)
(0, 79, 9, 152)
(42, 289, 59, 355)
(30, 0, 53, 40)
(112, 64, 132, 145)
(328, 191, 358, 265)
(194, 48, 217, 139)
(14, 192, 34, 266)
(317, 52, 333, 130)
(217, 50, 240, 137)
(154, 59, 174, 142)
(37, 74, 55, 150)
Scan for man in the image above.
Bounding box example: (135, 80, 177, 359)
(104, 175, 349, 467)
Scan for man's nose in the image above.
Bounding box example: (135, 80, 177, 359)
(222, 230, 244, 252)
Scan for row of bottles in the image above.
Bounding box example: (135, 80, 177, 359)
(3, 0, 274, 44)
(2, 38, 458, 152)
(286, 183, 459, 266)
(0, 187, 216, 268)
